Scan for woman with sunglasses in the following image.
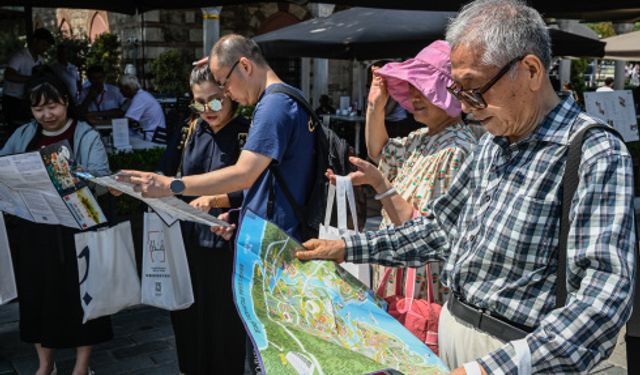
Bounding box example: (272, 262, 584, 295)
(330, 41, 477, 306)
(159, 61, 249, 375)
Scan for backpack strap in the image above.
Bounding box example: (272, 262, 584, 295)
(557, 123, 633, 307)
(264, 86, 317, 234)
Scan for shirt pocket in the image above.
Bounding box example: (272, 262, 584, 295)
(506, 194, 560, 265)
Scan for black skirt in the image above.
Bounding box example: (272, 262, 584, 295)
(170, 238, 247, 375)
(9, 218, 113, 348)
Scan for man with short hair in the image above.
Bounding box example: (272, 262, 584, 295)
(596, 77, 615, 92)
(78, 65, 125, 121)
(118, 34, 316, 241)
(297, 1, 636, 374)
(2, 28, 54, 130)
(50, 43, 81, 103)
(118, 74, 165, 141)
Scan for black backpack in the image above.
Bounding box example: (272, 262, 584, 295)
(266, 86, 355, 241)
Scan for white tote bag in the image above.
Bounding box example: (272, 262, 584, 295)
(319, 176, 371, 287)
(141, 211, 194, 311)
(0, 213, 17, 305)
(75, 221, 141, 323)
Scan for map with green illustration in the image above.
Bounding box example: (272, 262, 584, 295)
(234, 211, 448, 375)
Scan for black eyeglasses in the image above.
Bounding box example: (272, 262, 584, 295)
(447, 56, 525, 110)
(216, 60, 240, 90)
(189, 98, 225, 113)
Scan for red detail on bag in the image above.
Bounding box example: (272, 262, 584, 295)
(376, 265, 441, 354)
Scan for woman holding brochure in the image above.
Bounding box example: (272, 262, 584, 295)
(158, 60, 249, 374)
(0, 70, 111, 375)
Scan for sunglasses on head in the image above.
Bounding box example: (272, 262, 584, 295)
(447, 55, 525, 110)
(189, 98, 224, 113)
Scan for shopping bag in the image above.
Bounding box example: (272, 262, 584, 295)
(0, 213, 17, 305)
(377, 265, 441, 354)
(75, 221, 140, 323)
(319, 175, 371, 287)
(141, 211, 194, 310)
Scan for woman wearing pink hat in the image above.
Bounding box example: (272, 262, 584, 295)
(329, 40, 477, 304)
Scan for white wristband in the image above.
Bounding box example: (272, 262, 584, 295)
(463, 362, 483, 375)
(374, 187, 397, 200)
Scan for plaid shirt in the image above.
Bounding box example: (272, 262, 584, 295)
(344, 95, 637, 374)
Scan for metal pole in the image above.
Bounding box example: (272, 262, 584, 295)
(202, 7, 222, 58)
(140, 11, 146, 89)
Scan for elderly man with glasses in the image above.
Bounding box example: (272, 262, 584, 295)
(297, 0, 637, 374)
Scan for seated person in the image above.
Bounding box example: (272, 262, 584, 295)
(78, 65, 125, 122)
(315, 94, 336, 116)
(118, 74, 166, 141)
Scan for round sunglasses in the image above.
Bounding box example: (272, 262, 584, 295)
(189, 98, 224, 113)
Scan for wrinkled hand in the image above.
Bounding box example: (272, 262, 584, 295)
(115, 170, 172, 198)
(295, 239, 347, 263)
(326, 157, 386, 191)
(367, 67, 389, 111)
(211, 212, 236, 241)
(190, 196, 215, 212)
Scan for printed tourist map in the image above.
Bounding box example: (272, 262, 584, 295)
(234, 211, 448, 375)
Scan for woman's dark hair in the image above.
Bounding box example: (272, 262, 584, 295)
(27, 66, 78, 120)
(189, 62, 238, 113)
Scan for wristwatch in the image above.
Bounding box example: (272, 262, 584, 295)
(169, 178, 186, 195)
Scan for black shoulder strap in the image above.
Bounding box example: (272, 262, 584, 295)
(264, 86, 314, 228)
(267, 85, 322, 127)
(557, 123, 628, 307)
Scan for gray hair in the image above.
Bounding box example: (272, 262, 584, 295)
(119, 74, 141, 90)
(446, 0, 551, 71)
(210, 34, 268, 69)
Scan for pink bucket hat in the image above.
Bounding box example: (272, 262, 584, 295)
(376, 40, 461, 117)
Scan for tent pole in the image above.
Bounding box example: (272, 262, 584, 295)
(140, 11, 146, 89)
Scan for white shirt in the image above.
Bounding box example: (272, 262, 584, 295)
(79, 83, 125, 112)
(125, 89, 165, 138)
(3, 48, 44, 99)
(51, 62, 81, 103)
(596, 86, 614, 92)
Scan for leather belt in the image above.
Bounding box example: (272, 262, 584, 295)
(447, 294, 532, 342)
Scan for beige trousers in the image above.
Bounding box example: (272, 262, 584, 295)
(438, 303, 505, 369)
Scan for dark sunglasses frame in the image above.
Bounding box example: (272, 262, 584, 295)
(216, 60, 240, 90)
(447, 55, 525, 110)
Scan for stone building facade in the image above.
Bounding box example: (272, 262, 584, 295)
(29, 4, 355, 106)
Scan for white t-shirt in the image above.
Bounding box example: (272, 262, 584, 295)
(79, 83, 125, 112)
(125, 89, 166, 138)
(51, 62, 81, 103)
(596, 86, 614, 92)
(3, 48, 44, 99)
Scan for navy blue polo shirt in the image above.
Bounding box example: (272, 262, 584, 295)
(241, 83, 316, 240)
(177, 116, 249, 249)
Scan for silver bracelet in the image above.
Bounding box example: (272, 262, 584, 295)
(374, 187, 397, 200)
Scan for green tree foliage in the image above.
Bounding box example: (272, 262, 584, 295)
(45, 30, 90, 74)
(586, 22, 616, 38)
(149, 49, 193, 96)
(85, 33, 121, 84)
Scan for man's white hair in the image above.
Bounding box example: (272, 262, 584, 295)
(446, 0, 551, 70)
(119, 74, 141, 90)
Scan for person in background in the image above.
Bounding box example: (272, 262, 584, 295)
(2, 28, 54, 131)
(298, 0, 636, 373)
(357, 40, 476, 305)
(159, 61, 249, 375)
(50, 43, 81, 104)
(118, 74, 166, 141)
(596, 77, 615, 92)
(78, 65, 125, 122)
(1, 71, 111, 375)
(315, 94, 336, 116)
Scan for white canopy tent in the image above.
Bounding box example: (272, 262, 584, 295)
(603, 30, 640, 61)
